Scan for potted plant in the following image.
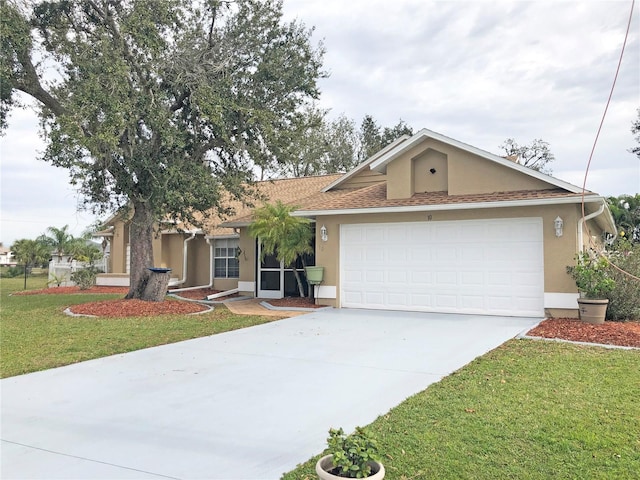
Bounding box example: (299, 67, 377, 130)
(315, 427, 385, 480)
(566, 252, 615, 324)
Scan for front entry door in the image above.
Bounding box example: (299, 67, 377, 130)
(256, 243, 314, 299)
(257, 245, 283, 299)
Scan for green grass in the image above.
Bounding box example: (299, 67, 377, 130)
(0, 275, 279, 378)
(283, 340, 640, 480)
(3, 276, 639, 478)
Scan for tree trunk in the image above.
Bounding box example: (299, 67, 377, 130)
(125, 201, 159, 300)
(142, 270, 171, 302)
(292, 267, 306, 297)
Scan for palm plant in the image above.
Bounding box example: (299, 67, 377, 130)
(11, 238, 51, 288)
(249, 201, 313, 297)
(39, 225, 74, 259)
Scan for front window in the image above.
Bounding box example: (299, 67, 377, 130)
(214, 238, 239, 278)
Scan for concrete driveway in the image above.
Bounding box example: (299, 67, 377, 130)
(1, 309, 541, 479)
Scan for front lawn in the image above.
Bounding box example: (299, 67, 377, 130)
(283, 340, 640, 480)
(0, 276, 279, 378)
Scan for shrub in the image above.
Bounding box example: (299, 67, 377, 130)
(606, 242, 640, 321)
(70, 267, 97, 290)
(566, 252, 615, 299)
(326, 427, 381, 478)
(1, 266, 24, 278)
(48, 271, 70, 287)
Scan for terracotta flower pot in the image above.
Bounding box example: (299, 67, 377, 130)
(577, 298, 609, 325)
(315, 454, 385, 480)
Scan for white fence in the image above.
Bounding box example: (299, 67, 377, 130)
(48, 257, 108, 287)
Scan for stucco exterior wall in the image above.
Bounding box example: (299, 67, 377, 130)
(110, 221, 129, 274)
(238, 228, 256, 295)
(414, 149, 448, 193)
(187, 236, 212, 287)
(448, 151, 551, 195)
(313, 203, 584, 313)
(381, 138, 552, 199)
(161, 233, 186, 279)
(151, 234, 162, 267)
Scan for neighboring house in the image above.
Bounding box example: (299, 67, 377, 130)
(0, 243, 16, 266)
(96, 128, 616, 318)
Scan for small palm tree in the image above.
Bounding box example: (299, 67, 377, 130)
(249, 201, 313, 297)
(39, 225, 74, 259)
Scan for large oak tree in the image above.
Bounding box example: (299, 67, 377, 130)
(1, 0, 325, 299)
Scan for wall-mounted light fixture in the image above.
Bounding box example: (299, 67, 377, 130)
(320, 225, 328, 242)
(554, 216, 563, 237)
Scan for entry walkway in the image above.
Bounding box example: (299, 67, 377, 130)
(222, 298, 307, 317)
(1, 309, 541, 479)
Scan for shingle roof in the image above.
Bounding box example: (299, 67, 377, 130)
(202, 174, 344, 234)
(106, 171, 597, 237)
(213, 177, 595, 232)
(295, 183, 592, 212)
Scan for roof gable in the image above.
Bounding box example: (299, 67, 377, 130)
(320, 135, 411, 192)
(366, 128, 585, 194)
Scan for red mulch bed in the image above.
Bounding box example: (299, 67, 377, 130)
(527, 318, 640, 348)
(15, 286, 130, 295)
(69, 299, 209, 317)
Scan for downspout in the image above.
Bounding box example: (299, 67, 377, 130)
(168, 231, 196, 287)
(168, 236, 215, 293)
(578, 203, 609, 252)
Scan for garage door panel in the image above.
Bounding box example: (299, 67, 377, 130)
(461, 272, 484, 286)
(365, 292, 384, 305)
(388, 249, 408, 262)
(462, 296, 484, 309)
(365, 247, 385, 262)
(411, 271, 433, 284)
(433, 224, 458, 240)
(342, 226, 364, 242)
(388, 270, 408, 283)
(410, 293, 432, 305)
(514, 272, 542, 286)
(387, 292, 409, 306)
(343, 246, 364, 261)
(387, 226, 408, 242)
(435, 295, 458, 308)
(343, 269, 363, 282)
(487, 272, 511, 286)
(365, 269, 384, 283)
(486, 295, 513, 310)
(341, 218, 544, 316)
(365, 227, 385, 242)
(436, 271, 457, 285)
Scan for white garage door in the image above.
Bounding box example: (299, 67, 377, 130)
(340, 218, 544, 317)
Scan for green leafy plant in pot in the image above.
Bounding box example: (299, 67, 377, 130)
(566, 252, 615, 324)
(315, 427, 385, 479)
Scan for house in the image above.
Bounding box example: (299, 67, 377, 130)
(0, 243, 16, 266)
(96, 128, 616, 318)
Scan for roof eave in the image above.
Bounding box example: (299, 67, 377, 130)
(219, 220, 251, 228)
(291, 194, 605, 218)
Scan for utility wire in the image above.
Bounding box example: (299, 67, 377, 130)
(582, 0, 639, 283)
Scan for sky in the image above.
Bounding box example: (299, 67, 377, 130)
(1, 0, 639, 247)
